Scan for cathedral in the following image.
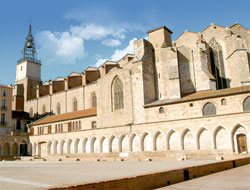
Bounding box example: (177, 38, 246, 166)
(5, 22, 250, 159)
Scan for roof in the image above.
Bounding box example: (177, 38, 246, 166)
(201, 23, 226, 33)
(147, 26, 173, 34)
(0, 84, 12, 89)
(30, 108, 97, 126)
(145, 85, 250, 108)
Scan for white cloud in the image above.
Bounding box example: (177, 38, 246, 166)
(95, 38, 137, 67)
(102, 39, 121, 47)
(95, 58, 108, 67)
(37, 31, 84, 64)
(111, 38, 137, 61)
(70, 24, 126, 40)
(37, 23, 128, 65)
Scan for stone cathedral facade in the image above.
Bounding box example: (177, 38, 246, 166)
(12, 22, 250, 159)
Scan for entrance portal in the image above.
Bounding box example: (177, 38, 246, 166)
(236, 134, 247, 153)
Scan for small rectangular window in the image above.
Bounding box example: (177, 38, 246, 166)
(92, 121, 97, 129)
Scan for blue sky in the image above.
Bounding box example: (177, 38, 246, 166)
(0, 0, 249, 85)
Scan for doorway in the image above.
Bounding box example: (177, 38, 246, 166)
(236, 134, 247, 153)
(38, 142, 47, 157)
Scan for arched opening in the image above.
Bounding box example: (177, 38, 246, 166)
(82, 138, 88, 153)
(100, 137, 109, 153)
(232, 124, 248, 153)
(3, 143, 10, 156)
(20, 139, 28, 156)
(67, 139, 72, 154)
(91, 137, 98, 153)
(202, 102, 216, 116)
(12, 142, 18, 155)
(129, 133, 140, 152)
(153, 131, 165, 151)
(92, 93, 97, 108)
(60, 140, 65, 154)
(53, 141, 58, 154)
(196, 128, 212, 150)
(181, 129, 195, 150)
(167, 129, 180, 150)
(213, 126, 227, 150)
(47, 141, 52, 155)
(38, 142, 47, 157)
(74, 138, 80, 153)
(109, 135, 119, 153)
(140, 132, 151, 151)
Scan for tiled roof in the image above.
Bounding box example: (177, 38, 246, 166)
(147, 26, 173, 34)
(0, 84, 12, 88)
(30, 108, 97, 126)
(145, 85, 250, 108)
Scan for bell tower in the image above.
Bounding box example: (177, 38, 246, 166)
(13, 24, 42, 111)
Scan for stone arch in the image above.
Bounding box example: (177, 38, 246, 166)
(47, 141, 52, 155)
(166, 129, 180, 150)
(53, 140, 58, 154)
(140, 132, 151, 151)
(91, 137, 99, 153)
(112, 76, 124, 110)
(213, 125, 227, 149)
(181, 128, 195, 150)
(74, 138, 80, 153)
(243, 96, 250, 111)
(231, 124, 249, 153)
(100, 136, 109, 153)
(196, 127, 212, 150)
(119, 134, 129, 152)
(67, 139, 72, 154)
(12, 142, 18, 155)
(3, 142, 10, 156)
(153, 131, 165, 151)
(129, 133, 140, 152)
(109, 135, 119, 153)
(82, 137, 88, 153)
(59, 140, 65, 154)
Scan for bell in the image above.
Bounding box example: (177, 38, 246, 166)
(27, 41, 32, 48)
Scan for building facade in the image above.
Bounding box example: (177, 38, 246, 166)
(7, 23, 250, 159)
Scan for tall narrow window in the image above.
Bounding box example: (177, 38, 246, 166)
(42, 105, 46, 114)
(92, 93, 97, 108)
(73, 98, 77, 111)
(29, 108, 33, 118)
(113, 77, 124, 110)
(2, 90, 6, 97)
(1, 99, 6, 110)
(209, 38, 228, 89)
(1, 113, 6, 125)
(56, 103, 61, 114)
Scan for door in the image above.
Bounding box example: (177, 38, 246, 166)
(237, 134, 247, 153)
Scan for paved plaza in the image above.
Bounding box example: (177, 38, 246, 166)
(0, 159, 249, 190)
(0, 159, 220, 190)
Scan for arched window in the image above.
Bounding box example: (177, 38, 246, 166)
(73, 98, 77, 111)
(202, 102, 216, 116)
(159, 107, 164, 113)
(113, 77, 124, 110)
(56, 103, 61, 115)
(221, 98, 226, 105)
(42, 105, 46, 114)
(243, 96, 250, 111)
(29, 108, 33, 118)
(209, 38, 228, 89)
(92, 93, 97, 108)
